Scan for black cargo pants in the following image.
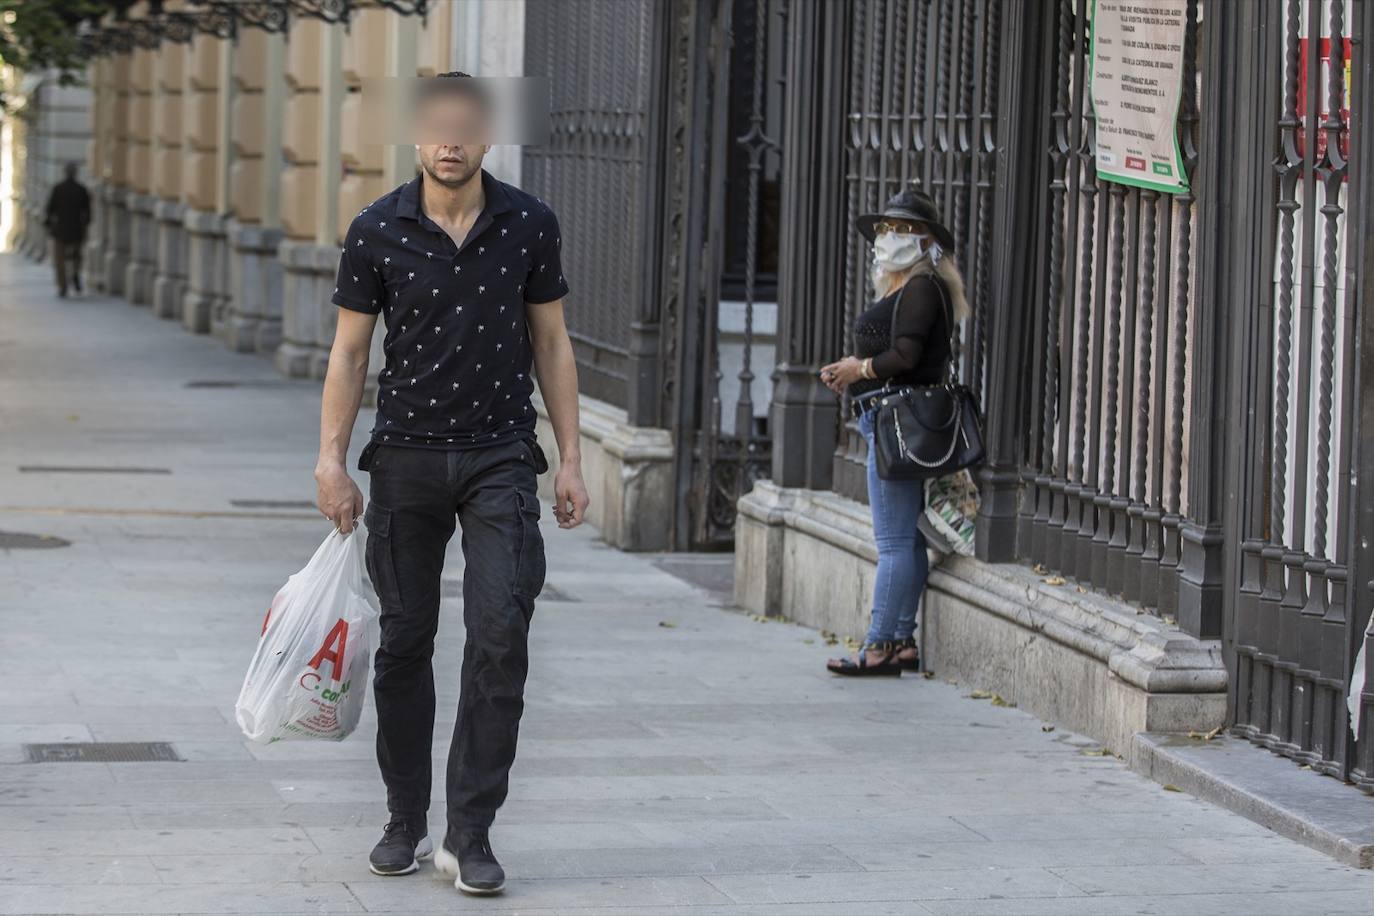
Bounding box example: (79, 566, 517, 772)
(359, 438, 547, 830)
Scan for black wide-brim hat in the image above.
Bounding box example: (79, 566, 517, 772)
(857, 187, 956, 250)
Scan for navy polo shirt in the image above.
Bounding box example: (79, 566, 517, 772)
(332, 170, 568, 450)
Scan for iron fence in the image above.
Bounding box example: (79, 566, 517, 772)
(1232, 0, 1363, 779)
(522, 0, 656, 409)
(1015, 0, 1200, 619)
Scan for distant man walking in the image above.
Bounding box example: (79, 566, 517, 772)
(45, 162, 90, 298)
(313, 73, 588, 897)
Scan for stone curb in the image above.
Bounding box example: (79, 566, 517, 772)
(1132, 731, 1374, 869)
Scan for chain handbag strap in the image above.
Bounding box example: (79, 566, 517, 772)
(892, 404, 965, 467)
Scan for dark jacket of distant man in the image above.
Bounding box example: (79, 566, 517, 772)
(45, 168, 91, 244)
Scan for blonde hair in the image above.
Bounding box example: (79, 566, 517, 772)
(874, 250, 971, 322)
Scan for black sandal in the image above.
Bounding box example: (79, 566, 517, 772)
(827, 641, 902, 677)
(895, 636, 921, 672)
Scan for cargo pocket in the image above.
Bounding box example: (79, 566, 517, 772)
(511, 489, 546, 600)
(363, 503, 403, 609)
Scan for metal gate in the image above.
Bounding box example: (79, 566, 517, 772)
(662, 0, 786, 549)
(1229, 0, 1372, 784)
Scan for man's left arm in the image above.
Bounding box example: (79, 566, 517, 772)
(527, 299, 589, 529)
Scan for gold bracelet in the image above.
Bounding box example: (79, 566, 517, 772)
(862, 358, 875, 380)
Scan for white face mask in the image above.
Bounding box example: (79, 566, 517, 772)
(872, 230, 929, 271)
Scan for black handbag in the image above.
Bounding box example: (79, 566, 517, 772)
(871, 276, 986, 481)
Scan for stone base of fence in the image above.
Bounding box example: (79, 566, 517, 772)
(736, 480, 1228, 758)
(531, 392, 674, 552)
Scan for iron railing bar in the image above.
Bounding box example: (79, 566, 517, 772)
(1126, 189, 1158, 604)
(1032, 0, 1074, 565)
(1289, 0, 1324, 559)
(1090, 183, 1127, 588)
(1273, 0, 1302, 551)
(1109, 188, 1140, 595)
(935, 0, 954, 213)
(971, 0, 999, 407)
(1052, 0, 1088, 571)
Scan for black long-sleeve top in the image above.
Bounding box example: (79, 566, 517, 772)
(847, 273, 952, 401)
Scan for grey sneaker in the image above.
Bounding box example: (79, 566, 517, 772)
(434, 828, 505, 895)
(367, 816, 433, 876)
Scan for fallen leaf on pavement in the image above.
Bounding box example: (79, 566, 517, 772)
(1162, 784, 1183, 792)
(1032, 563, 1048, 574)
(990, 694, 1016, 708)
(657, 621, 676, 628)
(921, 671, 934, 679)
(968, 690, 993, 700)
(1080, 748, 1112, 757)
(1042, 725, 1055, 732)
(1043, 575, 1066, 586)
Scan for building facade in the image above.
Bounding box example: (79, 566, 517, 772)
(6, 0, 1373, 791)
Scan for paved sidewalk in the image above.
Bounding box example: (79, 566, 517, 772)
(0, 252, 1370, 915)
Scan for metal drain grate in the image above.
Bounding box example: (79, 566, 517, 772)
(185, 380, 299, 389)
(18, 466, 171, 475)
(0, 531, 71, 550)
(441, 579, 575, 602)
(24, 742, 182, 763)
(230, 499, 317, 510)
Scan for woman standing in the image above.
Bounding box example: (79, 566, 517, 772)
(821, 188, 970, 677)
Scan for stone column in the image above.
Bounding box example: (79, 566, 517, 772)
(152, 37, 189, 320)
(274, 18, 328, 379)
(183, 31, 231, 336)
(124, 46, 158, 304)
(974, 0, 1052, 563)
(340, 10, 394, 399)
(380, 10, 418, 190)
(418, 0, 454, 77)
(100, 53, 133, 297)
(767, 0, 849, 491)
(85, 59, 107, 291)
(18, 81, 45, 261)
(224, 29, 286, 352)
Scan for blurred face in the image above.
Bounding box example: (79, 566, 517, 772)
(413, 93, 490, 189)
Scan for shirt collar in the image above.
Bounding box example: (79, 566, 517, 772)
(397, 168, 513, 224)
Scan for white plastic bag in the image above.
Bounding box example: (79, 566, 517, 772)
(235, 523, 378, 744)
(1350, 611, 1372, 740)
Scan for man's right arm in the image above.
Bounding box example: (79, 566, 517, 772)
(314, 308, 377, 534)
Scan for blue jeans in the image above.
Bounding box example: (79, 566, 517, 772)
(859, 409, 928, 645)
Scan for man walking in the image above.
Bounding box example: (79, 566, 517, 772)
(45, 162, 90, 298)
(313, 73, 588, 896)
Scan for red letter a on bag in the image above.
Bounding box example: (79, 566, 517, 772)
(307, 619, 349, 682)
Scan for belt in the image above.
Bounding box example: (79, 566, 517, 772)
(850, 391, 885, 419)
